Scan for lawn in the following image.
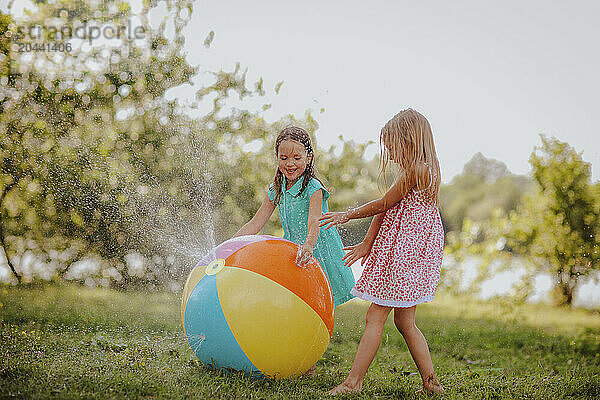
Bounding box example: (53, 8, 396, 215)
(1, 283, 599, 399)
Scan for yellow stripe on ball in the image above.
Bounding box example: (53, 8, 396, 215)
(181, 265, 207, 333)
(217, 266, 330, 378)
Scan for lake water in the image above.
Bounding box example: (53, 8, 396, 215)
(349, 256, 600, 309)
(2, 252, 599, 309)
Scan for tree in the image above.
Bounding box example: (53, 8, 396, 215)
(508, 136, 600, 305)
(439, 153, 532, 233)
(448, 137, 600, 306)
(0, 0, 200, 285)
(1, 1, 381, 287)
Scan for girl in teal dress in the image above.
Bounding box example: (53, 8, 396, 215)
(234, 126, 355, 308)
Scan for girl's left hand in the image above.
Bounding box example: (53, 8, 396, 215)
(342, 241, 373, 267)
(296, 243, 316, 267)
(318, 211, 349, 229)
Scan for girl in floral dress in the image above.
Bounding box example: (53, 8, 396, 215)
(320, 109, 445, 395)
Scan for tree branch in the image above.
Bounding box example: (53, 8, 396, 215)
(0, 180, 21, 283)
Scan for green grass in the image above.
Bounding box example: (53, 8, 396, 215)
(1, 284, 599, 399)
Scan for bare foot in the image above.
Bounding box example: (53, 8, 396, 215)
(327, 382, 361, 395)
(302, 364, 316, 378)
(417, 376, 445, 395)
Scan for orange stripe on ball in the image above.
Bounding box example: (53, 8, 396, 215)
(225, 239, 334, 336)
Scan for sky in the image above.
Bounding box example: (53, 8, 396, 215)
(4, 0, 600, 304)
(6, 0, 600, 183)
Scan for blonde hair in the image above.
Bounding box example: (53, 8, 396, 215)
(379, 108, 441, 204)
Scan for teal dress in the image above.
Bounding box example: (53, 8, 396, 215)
(268, 177, 355, 307)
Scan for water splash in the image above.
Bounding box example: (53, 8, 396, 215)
(187, 333, 206, 354)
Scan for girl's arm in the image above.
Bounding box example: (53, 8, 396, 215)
(233, 194, 276, 237)
(341, 213, 384, 266)
(319, 171, 415, 229)
(296, 189, 323, 266)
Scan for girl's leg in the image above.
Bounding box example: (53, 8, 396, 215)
(328, 303, 392, 394)
(393, 306, 444, 394)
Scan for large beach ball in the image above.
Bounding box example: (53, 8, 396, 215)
(181, 235, 334, 378)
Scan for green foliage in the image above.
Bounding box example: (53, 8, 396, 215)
(508, 136, 600, 305)
(1, 285, 599, 399)
(0, 1, 200, 286)
(440, 153, 533, 233)
(0, 1, 381, 287)
(315, 138, 379, 245)
(448, 137, 600, 306)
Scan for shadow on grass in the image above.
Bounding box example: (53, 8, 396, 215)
(1, 285, 599, 399)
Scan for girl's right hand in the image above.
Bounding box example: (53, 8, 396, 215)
(341, 241, 373, 267)
(295, 243, 316, 268)
(318, 211, 349, 229)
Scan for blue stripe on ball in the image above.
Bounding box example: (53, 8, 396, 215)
(184, 273, 261, 375)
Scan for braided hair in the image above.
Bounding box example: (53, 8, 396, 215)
(272, 126, 323, 205)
